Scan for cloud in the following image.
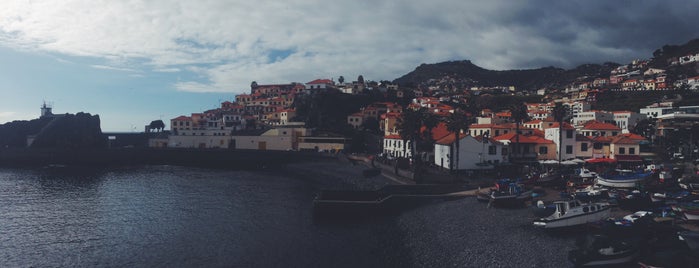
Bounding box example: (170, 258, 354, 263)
(1, 0, 699, 93)
(91, 65, 138, 72)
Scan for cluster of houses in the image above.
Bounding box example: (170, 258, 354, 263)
(375, 95, 661, 171)
(157, 80, 348, 152)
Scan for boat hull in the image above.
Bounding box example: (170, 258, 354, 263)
(684, 211, 699, 221)
(569, 249, 639, 266)
(534, 206, 610, 228)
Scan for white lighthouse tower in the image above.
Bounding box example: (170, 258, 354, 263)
(40, 101, 53, 118)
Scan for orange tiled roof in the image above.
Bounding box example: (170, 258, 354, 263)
(421, 122, 451, 141)
(435, 133, 469, 145)
(171, 116, 191, 121)
(583, 120, 621, 131)
(493, 133, 554, 144)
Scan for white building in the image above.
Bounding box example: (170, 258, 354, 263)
(573, 110, 614, 126)
(383, 135, 412, 158)
(434, 134, 506, 170)
(613, 111, 647, 131)
(544, 123, 577, 161)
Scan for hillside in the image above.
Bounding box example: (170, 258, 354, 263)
(393, 60, 619, 91)
(393, 38, 699, 91)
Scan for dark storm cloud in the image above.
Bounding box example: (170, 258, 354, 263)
(485, 1, 699, 68)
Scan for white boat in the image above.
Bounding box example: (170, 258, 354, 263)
(533, 199, 611, 228)
(594, 169, 652, 188)
(576, 168, 598, 182)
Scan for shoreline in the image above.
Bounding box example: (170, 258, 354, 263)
(0, 147, 334, 169)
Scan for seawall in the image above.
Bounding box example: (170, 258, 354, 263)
(0, 148, 334, 169)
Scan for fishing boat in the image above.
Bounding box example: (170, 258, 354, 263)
(533, 199, 610, 228)
(535, 170, 563, 185)
(568, 234, 639, 266)
(594, 169, 653, 188)
(488, 179, 533, 207)
(572, 185, 609, 202)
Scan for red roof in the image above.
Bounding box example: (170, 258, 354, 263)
(306, 79, 334, 85)
(421, 122, 451, 141)
(546, 122, 575, 130)
(435, 133, 469, 145)
(583, 121, 621, 131)
(384, 135, 402, 139)
(493, 133, 554, 144)
(614, 155, 643, 162)
(586, 158, 616, 164)
(171, 116, 191, 121)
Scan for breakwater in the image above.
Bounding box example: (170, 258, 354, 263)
(0, 148, 333, 169)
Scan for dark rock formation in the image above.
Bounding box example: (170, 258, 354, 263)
(30, 112, 106, 149)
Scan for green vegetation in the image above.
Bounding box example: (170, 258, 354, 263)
(592, 90, 699, 111)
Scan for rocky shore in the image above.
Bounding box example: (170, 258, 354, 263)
(279, 156, 580, 267)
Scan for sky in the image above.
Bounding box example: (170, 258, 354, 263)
(1, 1, 699, 131)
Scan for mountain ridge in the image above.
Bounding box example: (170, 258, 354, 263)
(393, 38, 699, 91)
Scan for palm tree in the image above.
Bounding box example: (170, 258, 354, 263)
(551, 103, 569, 164)
(509, 103, 530, 162)
(445, 110, 470, 171)
(397, 107, 424, 166)
(420, 111, 439, 153)
(397, 107, 434, 182)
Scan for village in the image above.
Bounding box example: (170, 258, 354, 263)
(151, 52, 699, 179)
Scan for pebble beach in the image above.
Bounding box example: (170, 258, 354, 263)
(282, 157, 588, 267)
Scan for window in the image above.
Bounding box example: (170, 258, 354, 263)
(539, 146, 548, 154)
(502, 148, 508, 155)
(566, 130, 573, 138)
(619, 147, 626, 154)
(488, 145, 497, 155)
(593, 143, 603, 149)
(629, 148, 636, 154)
(566, 145, 573, 154)
(581, 143, 588, 152)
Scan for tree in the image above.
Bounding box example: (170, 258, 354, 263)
(397, 108, 425, 175)
(551, 103, 569, 164)
(509, 102, 530, 161)
(149, 120, 166, 132)
(420, 111, 439, 151)
(251, 81, 258, 88)
(358, 75, 365, 84)
(338, 76, 345, 84)
(445, 110, 470, 171)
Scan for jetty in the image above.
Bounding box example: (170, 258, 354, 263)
(312, 184, 474, 217)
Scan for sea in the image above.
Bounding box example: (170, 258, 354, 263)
(0, 165, 577, 268)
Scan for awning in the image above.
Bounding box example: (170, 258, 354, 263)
(614, 155, 643, 162)
(585, 158, 617, 164)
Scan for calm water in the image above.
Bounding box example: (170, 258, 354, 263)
(0, 165, 577, 267)
(0, 166, 409, 267)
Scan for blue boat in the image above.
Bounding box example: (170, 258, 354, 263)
(595, 169, 653, 188)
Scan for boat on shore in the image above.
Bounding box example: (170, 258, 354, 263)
(568, 234, 639, 266)
(488, 179, 533, 207)
(678, 231, 699, 254)
(595, 169, 653, 188)
(533, 199, 610, 229)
